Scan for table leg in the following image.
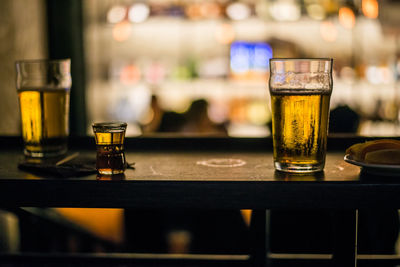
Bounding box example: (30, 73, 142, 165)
(331, 209, 358, 267)
(249, 209, 267, 267)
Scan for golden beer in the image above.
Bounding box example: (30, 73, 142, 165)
(18, 88, 70, 157)
(16, 59, 71, 158)
(271, 90, 331, 172)
(269, 58, 333, 173)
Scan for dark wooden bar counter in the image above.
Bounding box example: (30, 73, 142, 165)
(0, 135, 399, 266)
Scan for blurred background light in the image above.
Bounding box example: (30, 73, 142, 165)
(185, 3, 202, 20)
(112, 21, 132, 42)
(215, 23, 235, 45)
(128, 3, 150, 23)
(226, 2, 251, 21)
(320, 20, 338, 42)
(199, 2, 221, 19)
(246, 100, 270, 125)
(120, 64, 141, 85)
(366, 65, 394, 85)
(230, 41, 272, 75)
(107, 5, 127, 24)
(338, 7, 356, 29)
(198, 57, 229, 78)
(208, 100, 229, 124)
(269, 0, 301, 22)
(253, 43, 273, 71)
(306, 3, 326, 20)
(362, 0, 379, 19)
(113, 84, 151, 129)
(230, 42, 251, 73)
(145, 62, 166, 85)
(340, 66, 356, 83)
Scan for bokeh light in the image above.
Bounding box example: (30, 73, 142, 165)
(226, 2, 251, 21)
(199, 2, 221, 19)
(185, 3, 202, 20)
(320, 21, 338, 42)
(362, 0, 379, 19)
(230, 41, 272, 74)
(230, 42, 251, 74)
(120, 64, 141, 85)
(107, 5, 127, 24)
(366, 65, 393, 85)
(215, 23, 235, 45)
(306, 4, 326, 20)
(269, 0, 301, 22)
(145, 62, 166, 85)
(247, 101, 270, 125)
(128, 3, 150, 23)
(338, 7, 355, 29)
(112, 21, 132, 42)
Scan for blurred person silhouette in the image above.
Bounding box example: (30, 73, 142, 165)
(329, 104, 360, 133)
(141, 95, 164, 134)
(142, 97, 227, 135)
(181, 99, 227, 135)
(141, 95, 186, 134)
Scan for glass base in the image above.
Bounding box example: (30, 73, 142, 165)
(24, 147, 67, 158)
(274, 161, 324, 173)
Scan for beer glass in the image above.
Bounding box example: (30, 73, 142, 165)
(269, 58, 333, 173)
(92, 122, 127, 175)
(16, 59, 71, 158)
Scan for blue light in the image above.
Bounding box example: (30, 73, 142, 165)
(230, 41, 273, 74)
(253, 43, 273, 71)
(230, 42, 251, 73)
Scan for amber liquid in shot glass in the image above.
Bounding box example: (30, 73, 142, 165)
(93, 122, 127, 175)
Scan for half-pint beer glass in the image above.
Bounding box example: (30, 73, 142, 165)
(16, 59, 71, 158)
(269, 58, 333, 173)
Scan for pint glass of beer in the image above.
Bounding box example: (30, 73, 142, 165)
(269, 58, 333, 173)
(16, 59, 71, 158)
(92, 122, 127, 175)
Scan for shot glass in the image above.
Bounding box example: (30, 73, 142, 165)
(269, 58, 333, 173)
(15, 59, 71, 158)
(92, 122, 127, 175)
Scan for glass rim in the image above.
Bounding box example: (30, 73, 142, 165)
(270, 58, 333, 62)
(92, 122, 127, 129)
(15, 58, 71, 65)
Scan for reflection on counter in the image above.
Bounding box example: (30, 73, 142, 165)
(274, 170, 325, 181)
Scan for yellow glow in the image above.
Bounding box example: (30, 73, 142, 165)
(307, 4, 326, 20)
(247, 101, 270, 125)
(240, 209, 252, 227)
(338, 7, 355, 29)
(215, 23, 235, 45)
(56, 208, 125, 244)
(19, 91, 42, 143)
(362, 0, 378, 19)
(112, 21, 131, 42)
(320, 21, 338, 42)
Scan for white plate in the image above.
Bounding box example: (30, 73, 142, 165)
(344, 154, 400, 176)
